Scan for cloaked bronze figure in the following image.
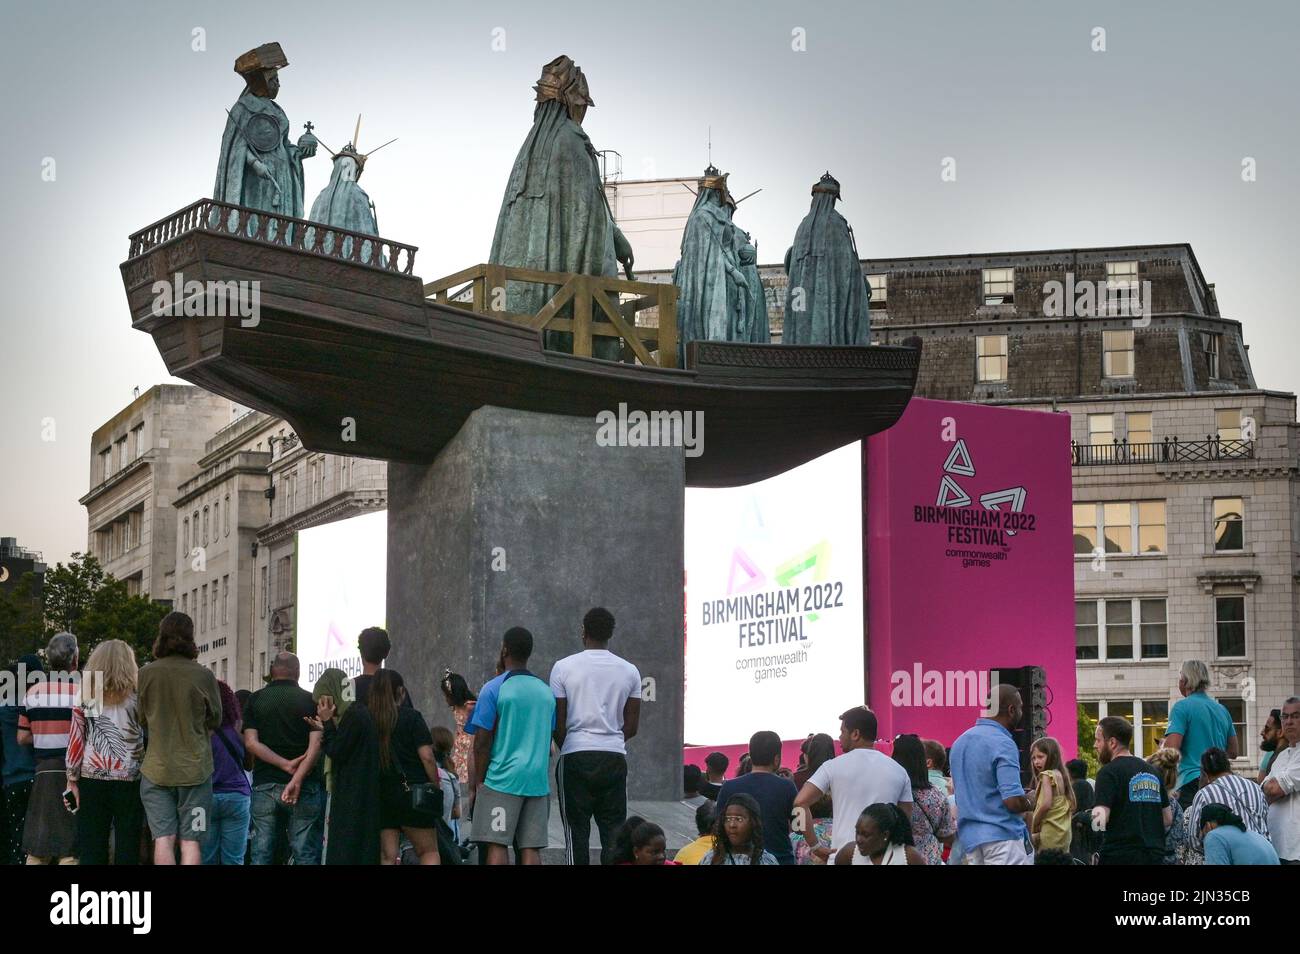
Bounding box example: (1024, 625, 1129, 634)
(214, 42, 318, 217)
(489, 55, 634, 359)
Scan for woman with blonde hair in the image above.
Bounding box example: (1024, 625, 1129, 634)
(1028, 737, 1075, 852)
(66, 639, 145, 864)
(1147, 746, 1191, 864)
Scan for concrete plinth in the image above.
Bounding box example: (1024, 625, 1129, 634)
(387, 405, 685, 801)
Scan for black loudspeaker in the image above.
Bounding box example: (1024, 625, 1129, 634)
(993, 665, 1048, 786)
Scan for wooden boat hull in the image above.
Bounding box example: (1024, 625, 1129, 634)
(121, 201, 918, 487)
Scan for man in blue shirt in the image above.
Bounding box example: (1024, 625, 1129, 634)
(950, 683, 1033, 864)
(1164, 659, 1237, 808)
(467, 627, 556, 865)
(717, 730, 799, 864)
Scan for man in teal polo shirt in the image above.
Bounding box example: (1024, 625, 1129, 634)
(1164, 659, 1238, 809)
(467, 627, 556, 864)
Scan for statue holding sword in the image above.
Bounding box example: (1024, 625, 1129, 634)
(214, 42, 317, 217)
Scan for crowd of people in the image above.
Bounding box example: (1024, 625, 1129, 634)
(1, 614, 1296, 867)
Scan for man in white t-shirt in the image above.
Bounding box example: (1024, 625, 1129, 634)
(793, 706, 912, 861)
(549, 607, 642, 865)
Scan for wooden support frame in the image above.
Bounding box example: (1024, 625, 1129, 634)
(423, 264, 679, 368)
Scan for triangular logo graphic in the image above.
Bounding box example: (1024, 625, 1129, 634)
(943, 439, 976, 477)
(936, 475, 971, 507)
(774, 540, 831, 621)
(979, 486, 1027, 535)
(726, 547, 767, 595)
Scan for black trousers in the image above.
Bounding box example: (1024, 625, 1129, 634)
(77, 777, 143, 865)
(557, 751, 627, 865)
(2, 782, 32, 865)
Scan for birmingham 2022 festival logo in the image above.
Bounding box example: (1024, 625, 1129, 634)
(914, 437, 1037, 568)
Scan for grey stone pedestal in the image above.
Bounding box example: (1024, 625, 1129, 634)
(386, 405, 685, 801)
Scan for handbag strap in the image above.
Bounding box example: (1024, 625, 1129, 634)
(214, 726, 244, 767)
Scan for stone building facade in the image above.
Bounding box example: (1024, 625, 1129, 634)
(863, 244, 1294, 769)
(84, 391, 385, 690)
(80, 385, 232, 602)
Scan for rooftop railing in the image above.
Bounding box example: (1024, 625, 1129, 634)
(1071, 436, 1254, 466)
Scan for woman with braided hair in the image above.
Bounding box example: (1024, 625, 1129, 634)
(836, 803, 927, 865)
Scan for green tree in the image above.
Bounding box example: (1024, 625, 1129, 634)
(0, 570, 47, 664)
(1078, 702, 1100, 779)
(1, 553, 164, 666)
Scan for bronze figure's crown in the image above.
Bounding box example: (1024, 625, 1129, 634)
(812, 171, 840, 198)
(699, 164, 736, 209)
(234, 42, 288, 77)
(534, 55, 595, 121)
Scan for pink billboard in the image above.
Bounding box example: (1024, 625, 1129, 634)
(866, 398, 1076, 756)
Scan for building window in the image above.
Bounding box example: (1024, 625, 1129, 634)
(1075, 602, 1099, 660)
(1088, 414, 1114, 460)
(183, 518, 190, 554)
(1137, 501, 1166, 554)
(211, 579, 219, 630)
(259, 652, 266, 680)
(1072, 504, 1099, 555)
(1216, 408, 1242, 442)
(221, 657, 228, 683)
(100, 448, 112, 483)
(1076, 598, 1168, 662)
(191, 589, 197, 620)
(224, 495, 231, 536)
(212, 502, 219, 542)
(1126, 412, 1152, 446)
(982, 267, 1014, 305)
(202, 507, 209, 546)
(1215, 595, 1246, 657)
(200, 585, 208, 634)
(117, 437, 129, 473)
(1074, 501, 1166, 556)
(1139, 700, 1169, 756)
(1213, 497, 1244, 551)
(1219, 698, 1247, 749)
(1103, 330, 1134, 378)
(1103, 503, 1130, 553)
(181, 592, 189, 615)
(260, 565, 268, 619)
(132, 424, 145, 459)
(276, 555, 293, 609)
(1084, 700, 1165, 758)
(1139, 599, 1168, 658)
(1201, 332, 1222, 379)
(976, 335, 1008, 382)
(221, 575, 229, 625)
(1105, 261, 1139, 315)
(1104, 601, 1133, 660)
(867, 274, 887, 307)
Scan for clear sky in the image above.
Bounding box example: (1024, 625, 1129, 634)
(2, 0, 1297, 569)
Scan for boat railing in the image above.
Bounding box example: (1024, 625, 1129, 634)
(126, 198, 418, 276)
